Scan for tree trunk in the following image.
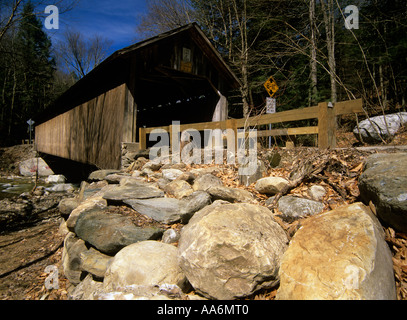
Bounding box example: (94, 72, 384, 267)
(309, 0, 318, 106)
(321, 0, 337, 103)
(8, 68, 17, 137)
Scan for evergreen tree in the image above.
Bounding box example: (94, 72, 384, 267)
(16, 1, 55, 119)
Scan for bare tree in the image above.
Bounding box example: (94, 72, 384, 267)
(136, 0, 194, 39)
(0, 0, 78, 42)
(57, 29, 112, 79)
(309, 0, 318, 106)
(320, 0, 337, 103)
(0, 0, 24, 42)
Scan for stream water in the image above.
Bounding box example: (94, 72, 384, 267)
(0, 177, 78, 200)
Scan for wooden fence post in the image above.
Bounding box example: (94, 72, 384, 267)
(139, 127, 147, 150)
(318, 102, 336, 149)
(226, 118, 237, 153)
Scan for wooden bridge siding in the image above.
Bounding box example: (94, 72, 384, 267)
(35, 83, 128, 169)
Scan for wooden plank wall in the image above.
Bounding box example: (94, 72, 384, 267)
(35, 83, 127, 169)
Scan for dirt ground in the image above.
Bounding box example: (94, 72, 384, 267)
(0, 213, 68, 300)
(0, 126, 406, 300)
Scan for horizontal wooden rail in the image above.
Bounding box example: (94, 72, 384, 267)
(256, 126, 319, 138)
(138, 98, 363, 150)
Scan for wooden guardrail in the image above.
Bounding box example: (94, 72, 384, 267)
(139, 99, 364, 150)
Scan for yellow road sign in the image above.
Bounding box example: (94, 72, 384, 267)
(264, 76, 279, 97)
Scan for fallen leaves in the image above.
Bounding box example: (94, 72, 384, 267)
(385, 227, 407, 300)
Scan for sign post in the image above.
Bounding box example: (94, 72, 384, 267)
(27, 119, 35, 145)
(266, 98, 276, 148)
(264, 76, 279, 98)
(264, 75, 279, 149)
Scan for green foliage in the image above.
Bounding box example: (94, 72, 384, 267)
(0, 1, 65, 145)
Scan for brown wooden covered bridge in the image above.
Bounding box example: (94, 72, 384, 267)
(35, 23, 241, 170)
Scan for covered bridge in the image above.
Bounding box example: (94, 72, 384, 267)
(35, 23, 241, 169)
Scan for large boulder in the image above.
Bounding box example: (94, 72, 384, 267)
(178, 202, 288, 300)
(104, 241, 189, 291)
(353, 112, 407, 143)
(74, 209, 163, 255)
(276, 203, 396, 300)
(66, 197, 108, 231)
(358, 153, 407, 233)
(62, 232, 88, 285)
(19, 157, 54, 177)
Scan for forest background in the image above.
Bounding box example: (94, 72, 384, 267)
(0, 0, 406, 146)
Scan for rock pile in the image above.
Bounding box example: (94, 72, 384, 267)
(57, 152, 406, 300)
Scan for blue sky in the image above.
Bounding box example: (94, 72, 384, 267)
(38, 0, 148, 55)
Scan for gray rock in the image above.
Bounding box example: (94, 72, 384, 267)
(178, 202, 288, 300)
(70, 276, 185, 300)
(19, 157, 54, 177)
(46, 183, 75, 192)
(162, 229, 181, 244)
(125, 191, 212, 224)
(80, 247, 113, 279)
(276, 203, 396, 300)
(102, 183, 164, 202)
(164, 179, 193, 199)
(104, 241, 189, 292)
(104, 173, 130, 184)
(124, 198, 182, 224)
(277, 196, 324, 222)
(308, 185, 327, 201)
(62, 232, 87, 285)
(192, 173, 223, 191)
(46, 175, 66, 184)
(266, 151, 282, 168)
(58, 198, 80, 218)
(238, 159, 266, 187)
(353, 112, 407, 143)
(359, 153, 407, 233)
(66, 197, 107, 232)
(74, 209, 163, 255)
(88, 170, 121, 181)
(162, 169, 184, 181)
(141, 159, 162, 171)
(207, 185, 253, 203)
(178, 191, 212, 223)
(255, 177, 290, 195)
(68, 274, 104, 300)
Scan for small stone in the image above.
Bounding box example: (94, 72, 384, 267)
(255, 177, 289, 195)
(162, 229, 180, 244)
(277, 196, 324, 222)
(162, 169, 184, 181)
(308, 185, 327, 201)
